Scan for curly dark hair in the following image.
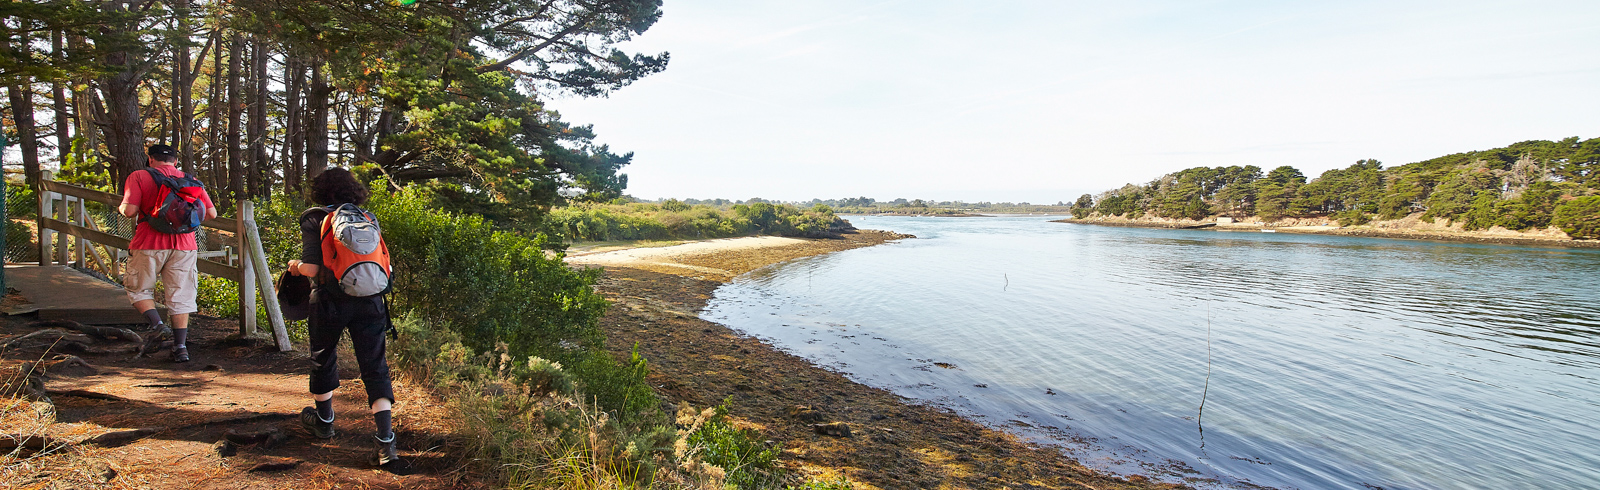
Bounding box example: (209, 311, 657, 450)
(310, 168, 370, 206)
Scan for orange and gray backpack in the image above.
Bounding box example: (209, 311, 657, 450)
(319, 203, 392, 297)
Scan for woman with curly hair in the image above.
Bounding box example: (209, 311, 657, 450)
(286, 168, 405, 469)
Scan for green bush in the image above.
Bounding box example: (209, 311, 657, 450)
(389, 313, 674, 488)
(364, 185, 661, 418)
(1333, 208, 1371, 227)
(1553, 195, 1600, 239)
(680, 399, 783, 489)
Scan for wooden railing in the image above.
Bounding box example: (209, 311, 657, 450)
(35, 174, 292, 351)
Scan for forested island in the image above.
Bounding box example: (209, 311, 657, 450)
(1061, 138, 1600, 240)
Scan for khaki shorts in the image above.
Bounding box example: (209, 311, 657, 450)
(124, 249, 200, 315)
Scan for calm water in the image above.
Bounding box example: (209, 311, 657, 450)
(700, 216, 1600, 489)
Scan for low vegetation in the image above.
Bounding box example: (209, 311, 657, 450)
(184, 177, 848, 488)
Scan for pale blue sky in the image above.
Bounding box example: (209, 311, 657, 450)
(555, 0, 1600, 204)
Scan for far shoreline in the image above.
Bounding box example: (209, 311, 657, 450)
(1052, 217, 1600, 249)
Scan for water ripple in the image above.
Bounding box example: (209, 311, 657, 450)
(706, 217, 1600, 489)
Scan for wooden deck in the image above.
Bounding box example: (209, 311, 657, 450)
(4, 265, 159, 324)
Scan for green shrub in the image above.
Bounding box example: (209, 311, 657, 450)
(679, 399, 783, 489)
(1332, 208, 1371, 227)
(389, 314, 674, 488)
(1553, 195, 1600, 239)
(363, 185, 661, 418)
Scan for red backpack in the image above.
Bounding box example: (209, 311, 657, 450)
(141, 168, 207, 234)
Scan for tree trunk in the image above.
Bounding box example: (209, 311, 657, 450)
(207, 33, 224, 191)
(72, 85, 100, 171)
(172, 23, 191, 173)
(7, 84, 42, 186)
(284, 55, 304, 194)
(51, 31, 73, 171)
(305, 60, 330, 182)
(227, 32, 244, 202)
(51, 79, 72, 167)
(97, 0, 149, 189)
(248, 37, 268, 197)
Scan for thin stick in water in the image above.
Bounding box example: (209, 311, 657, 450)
(1198, 304, 1213, 450)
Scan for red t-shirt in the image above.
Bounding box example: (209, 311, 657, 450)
(120, 164, 215, 250)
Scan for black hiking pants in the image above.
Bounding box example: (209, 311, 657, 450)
(307, 292, 394, 406)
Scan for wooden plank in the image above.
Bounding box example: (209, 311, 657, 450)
(40, 180, 121, 206)
(197, 258, 242, 282)
(40, 218, 131, 250)
(204, 217, 238, 233)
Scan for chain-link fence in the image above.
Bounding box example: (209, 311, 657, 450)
(6, 182, 40, 264)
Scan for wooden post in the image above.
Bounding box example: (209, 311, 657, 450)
(237, 199, 256, 337)
(242, 201, 292, 351)
(73, 197, 88, 268)
(36, 171, 53, 267)
(54, 192, 68, 264)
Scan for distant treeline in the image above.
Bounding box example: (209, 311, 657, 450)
(1069, 137, 1600, 239)
(547, 200, 852, 241)
(630, 197, 1073, 215)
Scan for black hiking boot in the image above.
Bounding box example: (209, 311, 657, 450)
(299, 407, 336, 439)
(372, 435, 410, 473)
(170, 344, 190, 363)
(140, 324, 172, 357)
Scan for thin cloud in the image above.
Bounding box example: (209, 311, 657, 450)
(735, 0, 905, 46)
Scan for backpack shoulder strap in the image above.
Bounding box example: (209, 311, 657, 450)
(143, 168, 169, 186)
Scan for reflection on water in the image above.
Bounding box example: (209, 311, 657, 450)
(702, 216, 1600, 489)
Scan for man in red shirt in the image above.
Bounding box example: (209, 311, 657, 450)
(118, 144, 217, 362)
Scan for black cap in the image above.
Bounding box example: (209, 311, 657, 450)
(148, 144, 176, 159)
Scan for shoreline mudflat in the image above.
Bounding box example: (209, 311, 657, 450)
(1053, 217, 1600, 249)
(571, 230, 1176, 489)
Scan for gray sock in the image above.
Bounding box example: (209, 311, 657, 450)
(173, 328, 188, 348)
(143, 309, 164, 328)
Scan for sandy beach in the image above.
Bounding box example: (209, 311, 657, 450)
(568, 230, 1176, 490)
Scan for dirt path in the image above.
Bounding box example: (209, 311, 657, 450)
(580, 231, 1181, 489)
(0, 313, 478, 489)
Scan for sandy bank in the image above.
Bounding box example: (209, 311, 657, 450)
(578, 230, 1177, 489)
(566, 230, 913, 281)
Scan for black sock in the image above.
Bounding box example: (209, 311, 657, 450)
(316, 398, 334, 422)
(173, 328, 188, 348)
(373, 410, 393, 441)
(143, 309, 164, 328)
